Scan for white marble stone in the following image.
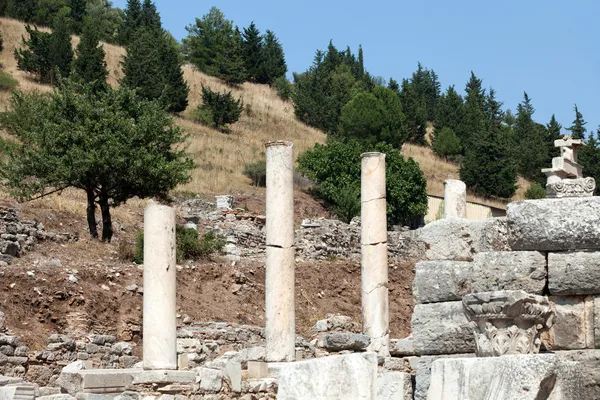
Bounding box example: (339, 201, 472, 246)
(443, 180, 466, 219)
(143, 204, 177, 370)
(265, 141, 295, 362)
(361, 152, 390, 357)
(377, 371, 412, 400)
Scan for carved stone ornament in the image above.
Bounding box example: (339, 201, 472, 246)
(546, 177, 596, 198)
(462, 290, 554, 357)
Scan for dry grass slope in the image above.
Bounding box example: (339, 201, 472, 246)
(0, 17, 527, 211)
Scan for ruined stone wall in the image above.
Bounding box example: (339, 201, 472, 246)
(404, 197, 600, 399)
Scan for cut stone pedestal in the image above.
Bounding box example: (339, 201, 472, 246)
(428, 354, 583, 400)
(277, 353, 377, 400)
(443, 180, 466, 219)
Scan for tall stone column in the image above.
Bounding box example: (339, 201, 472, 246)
(444, 179, 466, 219)
(361, 152, 390, 356)
(143, 204, 177, 370)
(265, 141, 295, 362)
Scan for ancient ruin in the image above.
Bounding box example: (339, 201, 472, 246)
(542, 137, 596, 197)
(1, 138, 600, 399)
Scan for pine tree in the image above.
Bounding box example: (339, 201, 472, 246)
(159, 32, 189, 112)
(457, 72, 486, 151)
(399, 78, 427, 144)
(568, 104, 587, 139)
(513, 92, 548, 183)
(219, 26, 247, 85)
(119, 0, 142, 45)
(70, 0, 87, 34)
(546, 114, 562, 162)
(241, 22, 262, 82)
(257, 30, 286, 84)
(14, 26, 53, 83)
(435, 85, 463, 133)
(140, 0, 161, 33)
(356, 45, 364, 78)
(48, 10, 74, 83)
(73, 19, 109, 94)
(432, 127, 461, 158)
(388, 78, 400, 94)
(121, 28, 164, 101)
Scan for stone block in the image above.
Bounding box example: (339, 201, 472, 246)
(198, 368, 222, 393)
(413, 354, 474, 400)
(37, 395, 76, 400)
(556, 350, 600, 399)
(476, 217, 510, 252)
(376, 371, 412, 400)
(225, 359, 241, 392)
(413, 252, 546, 304)
(247, 361, 268, 379)
(507, 197, 600, 251)
(131, 370, 195, 385)
(548, 251, 600, 295)
(278, 353, 377, 400)
(411, 302, 475, 355)
(0, 384, 35, 400)
(415, 219, 478, 261)
(389, 337, 415, 356)
(58, 369, 136, 396)
(428, 354, 583, 400)
(543, 296, 594, 351)
(319, 332, 370, 352)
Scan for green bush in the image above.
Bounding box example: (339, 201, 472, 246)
(525, 182, 546, 199)
(133, 227, 225, 263)
(432, 127, 461, 158)
(274, 76, 293, 101)
(331, 184, 360, 223)
(195, 85, 243, 130)
(298, 140, 428, 227)
(242, 159, 266, 186)
(0, 71, 18, 91)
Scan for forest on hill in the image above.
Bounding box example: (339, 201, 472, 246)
(1, 0, 600, 230)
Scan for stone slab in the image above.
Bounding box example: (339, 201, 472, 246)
(413, 251, 546, 304)
(411, 302, 475, 355)
(57, 369, 136, 396)
(389, 337, 415, 357)
(130, 370, 196, 384)
(376, 371, 412, 400)
(277, 352, 377, 400)
(542, 296, 594, 351)
(507, 197, 600, 251)
(428, 354, 584, 400)
(319, 332, 370, 352)
(247, 361, 268, 379)
(548, 251, 600, 295)
(414, 354, 474, 400)
(556, 350, 600, 399)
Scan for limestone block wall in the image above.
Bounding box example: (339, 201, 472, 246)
(407, 197, 600, 399)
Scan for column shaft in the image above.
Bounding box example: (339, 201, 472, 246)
(443, 179, 467, 219)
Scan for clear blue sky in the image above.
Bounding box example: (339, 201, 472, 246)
(113, 0, 599, 136)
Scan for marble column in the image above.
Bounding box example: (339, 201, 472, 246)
(443, 179, 466, 219)
(265, 141, 295, 362)
(143, 204, 177, 370)
(361, 152, 390, 356)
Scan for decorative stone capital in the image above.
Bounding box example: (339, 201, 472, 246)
(546, 177, 595, 198)
(462, 290, 554, 357)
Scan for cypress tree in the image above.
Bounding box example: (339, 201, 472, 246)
(257, 30, 286, 84)
(568, 104, 587, 139)
(241, 22, 262, 82)
(159, 33, 189, 112)
(73, 19, 109, 94)
(70, 0, 87, 34)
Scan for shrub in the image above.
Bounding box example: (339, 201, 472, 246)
(331, 184, 360, 223)
(0, 71, 18, 91)
(298, 140, 428, 227)
(242, 159, 266, 186)
(432, 127, 461, 158)
(525, 182, 546, 199)
(274, 76, 293, 101)
(133, 227, 225, 263)
(195, 85, 243, 130)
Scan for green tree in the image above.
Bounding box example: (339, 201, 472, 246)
(525, 182, 546, 199)
(195, 85, 242, 130)
(85, 0, 125, 44)
(338, 86, 406, 147)
(70, 0, 87, 33)
(256, 30, 286, 84)
(73, 18, 109, 94)
(241, 21, 262, 82)
(298, 140, 428, 227)
(435, 85, 463, 133)
(432, 127, 461, 158)
(0, 80, 193, 241)
(48, 9, 74, 82)
(159, 34, 189, 112)
(513, 92, 548, 183)
(578, 128, 600, 194)
(119, 0, 141, 45)
(546, 114, 562, 163)
(568, 104, 587, 139)
(457, 72, 486, 150)
(399, 78, 427, 144)
(32, 0, 69, 27)
(140, 0, 161, 33)
(14, 26, 53, 83)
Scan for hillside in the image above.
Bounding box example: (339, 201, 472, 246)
(0, 17, 527, 210)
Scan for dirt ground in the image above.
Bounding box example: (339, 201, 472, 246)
(0, 192, 414, 351)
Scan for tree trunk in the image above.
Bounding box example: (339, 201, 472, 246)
(86, 188, 98, 239)
(99, 188, 113, 242)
